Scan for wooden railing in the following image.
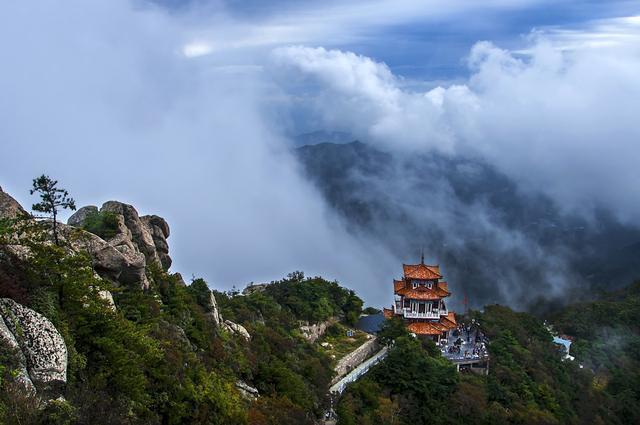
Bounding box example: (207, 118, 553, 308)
(402, 309, 447, 319)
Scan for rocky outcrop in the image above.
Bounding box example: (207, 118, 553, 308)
(141, 215, 171, 270)
(201, 289, 251, 340)
(0, 186, 27, 220)
(60, 224, 150, 289)
(173, 272, 187, 287)
(99, 201, 171, 270)
(67, 200, 173, 289)
(300, 319, 335, 343)
(0, 313, 35, 394)
(207, 291, 223, 327)
(242, 283, 268, 295)
(67, 205, 98, 227)
(235, 380, 259, 400)
(98, 290, 116, 311)
(0, 298, 67, 398)
(223, 320, 251, 341)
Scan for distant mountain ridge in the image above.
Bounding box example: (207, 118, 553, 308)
(295, 140, 640, 312)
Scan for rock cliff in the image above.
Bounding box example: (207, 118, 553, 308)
(0, 298, 67, 398)
(68, 200, 172, 273)
(205, 290, 251, 340)
(0, 186, 27, 219)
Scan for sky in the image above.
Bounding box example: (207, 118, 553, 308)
(1, 0, 640, 308)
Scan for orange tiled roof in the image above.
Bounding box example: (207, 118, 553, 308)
(441, 312, 457, 327)
(395, 284, 450, 298)
(383, 308, 394, 319)
(406, 321, 448, 335)
(401, 288, 445, 300)
(393, 279, 405, 292)
(406, 313, 457, 335)
(438, 282, 448, 291)
(403, 263, 442, 280)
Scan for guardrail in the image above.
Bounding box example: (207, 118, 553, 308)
(329, 346, 389, 395)
(403, 309, 447, 319)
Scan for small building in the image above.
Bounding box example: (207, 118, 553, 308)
(383, 257, 490, 374)
(383, 256, 457, 342)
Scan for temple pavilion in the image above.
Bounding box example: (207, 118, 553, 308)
(384, 256, 457, 342)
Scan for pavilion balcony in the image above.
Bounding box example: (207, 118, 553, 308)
(395, 301, 402, 312)
(402, 309, 447, 319)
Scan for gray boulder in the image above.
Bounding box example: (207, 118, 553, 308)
(69, 201, 172, 273)
(0, 298, 67, 397)
(207, 291, 223, 327)
(0, 186, 27, 219)
(173, 272, 187, 287)
(235, 380, 259, 400)
(67, 205, 98, 227)
(141, 215, 171, 269)
(223, 320, 251, 341)
(61, 224, 149, 289)
(0, 313, 35, 394)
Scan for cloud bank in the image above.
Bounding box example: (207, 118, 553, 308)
(272, 39, 640, 222)
(0, 0, 396, 305)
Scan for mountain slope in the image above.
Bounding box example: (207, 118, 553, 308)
(296, 141, 640, 311)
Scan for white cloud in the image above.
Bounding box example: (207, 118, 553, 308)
(272, 38, 640, 222)
(183, 41, 214, 57)
(519, 14, 640, 53)
(0, 0, 397, 305)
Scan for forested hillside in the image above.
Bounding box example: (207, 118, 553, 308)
(0, 187, 363, 425)
(2, 182, 639, 425)
(337, 283, 640, 425)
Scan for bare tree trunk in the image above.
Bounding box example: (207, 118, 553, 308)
(53, 209, 59, 246)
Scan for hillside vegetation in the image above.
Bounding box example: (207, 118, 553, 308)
(337, 294, 640, 425)
(1, 183, 638, 425)
(0, 213, 363, 425)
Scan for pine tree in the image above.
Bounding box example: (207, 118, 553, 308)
(30, 174, 76, 246)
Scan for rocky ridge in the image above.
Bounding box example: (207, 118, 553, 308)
(1, 186, 248, 340)
(68, 201, 173, 288)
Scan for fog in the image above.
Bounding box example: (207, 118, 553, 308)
(273, 41, 640, 222)
(271, 41, 640, 308)
(1, 0, 639, 309)
(0, 0, 396, 305)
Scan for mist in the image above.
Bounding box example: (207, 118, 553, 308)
(272, 40, 640, 310)
(272, 41, 640, 222)
(0, 0, 396, 306)
(2, 0, 639, 310)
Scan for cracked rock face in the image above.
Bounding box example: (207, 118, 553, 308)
(69, 201, 172, 271)
(0, 298, 67, 397)
(202, 289, 251, 340)
(207, 291, 223, 327)
(60, 223, 149, 289)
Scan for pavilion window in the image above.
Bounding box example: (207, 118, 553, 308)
(418, 303, 426, 313)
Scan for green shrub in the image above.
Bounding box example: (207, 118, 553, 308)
(81, 211, 119, 239)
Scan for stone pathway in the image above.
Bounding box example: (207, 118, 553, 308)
(329, 346, 389, 394)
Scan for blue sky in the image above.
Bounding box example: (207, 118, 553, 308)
(157, 0, 640, 80)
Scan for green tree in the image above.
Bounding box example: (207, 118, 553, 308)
(377, 317, 410, 346)
(30, 175, 76, 246)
